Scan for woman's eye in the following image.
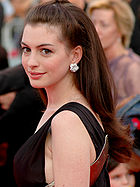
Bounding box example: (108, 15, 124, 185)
(21, 47, 31, 54)
(101, 22, 109, 28)
(41, 49, 52, 55)
(112, 175, 121, 180)
(127, 172, 134, 176)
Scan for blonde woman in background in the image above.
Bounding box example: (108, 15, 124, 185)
(88, 0, 140, 104)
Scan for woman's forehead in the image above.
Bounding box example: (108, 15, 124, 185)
(22, 24, 64, 44)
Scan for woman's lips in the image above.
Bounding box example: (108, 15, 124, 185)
(28, 71, 46, 80)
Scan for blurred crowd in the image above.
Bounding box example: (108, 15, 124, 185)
(0, 0, 139, 187)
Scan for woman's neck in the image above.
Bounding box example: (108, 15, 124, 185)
(45, 80, 84, 111)
(35, 83, 86, 133)
(104, 42, 128, 62)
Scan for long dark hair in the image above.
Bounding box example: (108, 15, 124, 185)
(24, 0, 132, 162)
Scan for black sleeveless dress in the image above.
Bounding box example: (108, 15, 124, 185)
(13, 102, 110, 187)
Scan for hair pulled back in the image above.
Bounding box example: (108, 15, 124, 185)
(24, 0, 133, 162)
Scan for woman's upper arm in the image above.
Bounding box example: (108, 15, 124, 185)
(51, 110, 94, 187)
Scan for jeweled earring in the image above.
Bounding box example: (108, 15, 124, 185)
(70, 63, 79, 72)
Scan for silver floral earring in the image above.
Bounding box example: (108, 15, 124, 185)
(70, 63, 79, 72)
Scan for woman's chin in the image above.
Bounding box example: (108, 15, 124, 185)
(29, 82, 43, 89)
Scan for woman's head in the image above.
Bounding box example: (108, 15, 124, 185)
(23, 0, 115, 112)
(88, 0, 135, 48)
(108, 157, 136, 187)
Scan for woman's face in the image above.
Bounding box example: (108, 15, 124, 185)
(109, 163, 135, 187)
(21, 23, 74, 89)
(90, 8, 120, 50)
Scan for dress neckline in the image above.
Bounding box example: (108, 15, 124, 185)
(34, 101, 104, 135)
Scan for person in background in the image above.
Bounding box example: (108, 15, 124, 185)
(108, 156, 140, 187)
(13, 1, 133, 187)
(88, 0, 140, 104)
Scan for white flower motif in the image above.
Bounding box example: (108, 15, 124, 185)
(70, 63, 79, 72)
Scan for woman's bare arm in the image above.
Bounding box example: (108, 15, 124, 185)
(51, 110, 96, 187)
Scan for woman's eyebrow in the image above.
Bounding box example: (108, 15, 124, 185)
(20, 41, 28, 46)
(20, 41, 54, 47)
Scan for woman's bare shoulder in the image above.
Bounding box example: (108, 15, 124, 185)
(51, 110, 83, 131)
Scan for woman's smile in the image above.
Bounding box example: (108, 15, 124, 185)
(28, 71, 47, 80)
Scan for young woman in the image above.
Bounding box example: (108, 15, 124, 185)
(13, 0, 132, 186)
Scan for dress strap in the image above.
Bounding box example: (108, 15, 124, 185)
(90, 135, 109, 186)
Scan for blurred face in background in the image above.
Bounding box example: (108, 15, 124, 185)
(109, 163, 135, 187)
(90, 8, 121, 51)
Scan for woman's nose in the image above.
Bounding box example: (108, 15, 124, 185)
(121, 175, 129, 185)
(27, 52, 39, 67)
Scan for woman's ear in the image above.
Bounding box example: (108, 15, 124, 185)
(71, 45, 83, 64)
